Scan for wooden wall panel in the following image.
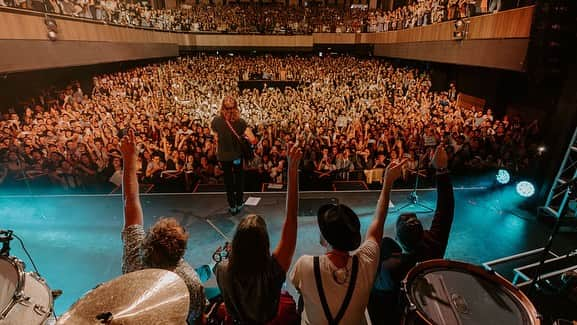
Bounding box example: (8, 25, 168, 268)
(373, 39, 530, 71)
(0, 40, 179, 73)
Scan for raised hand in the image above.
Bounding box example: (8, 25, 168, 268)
(431, 144, 448, 170)
(287, 142, 302, 172)
(384, 158, 408, 186)
(120, 129, 138, 162)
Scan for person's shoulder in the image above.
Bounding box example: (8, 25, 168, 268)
(355, 239, 380, 262)
(293, 254, 314, 269)
(176, 260, 204, 286)
(211, 115, 222, 124)
(121, 224, 145, 238)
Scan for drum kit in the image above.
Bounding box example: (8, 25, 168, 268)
(0, 230, 190, 325)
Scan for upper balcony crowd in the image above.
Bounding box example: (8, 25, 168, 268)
(1, 0, 528, 34)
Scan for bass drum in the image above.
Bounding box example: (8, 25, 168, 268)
(0, 256, 53, 325)
(401, 259, 540, 325)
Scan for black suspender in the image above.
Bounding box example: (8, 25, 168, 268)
(313, 255, 360, 325)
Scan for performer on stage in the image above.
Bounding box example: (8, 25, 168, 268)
(211, 96, 257, 215)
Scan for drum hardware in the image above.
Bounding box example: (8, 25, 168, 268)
(51, 290, 63, 299)
(0, 230, 54, 325)
(0, 230, 13, 256)
(33, 304, 50, 316)
(450, 294, 470, 314)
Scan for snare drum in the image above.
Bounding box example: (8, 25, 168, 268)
(0, 256, 53, 325)
(401, 259, 540, 325)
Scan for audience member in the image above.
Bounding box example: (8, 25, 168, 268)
(214, 143, 301, 324)
(368, 145, 454, 324)
(290, 159, 405, 324)
(119, 129, 205, 324)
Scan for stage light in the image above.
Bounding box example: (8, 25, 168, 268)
(47, 30, 58, 41)
(45, 17, 58, 41)
(496, 169, 510, 184)
(538, 146, 546, 153)
(453, 19, 468, 40)
(516, 181, 535, 198)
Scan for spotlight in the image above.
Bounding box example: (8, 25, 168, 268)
(454, 19, 464, 29)
(538, 146, 546, 153)
(516, 181, 535, 198)
(453, 19, 468, 40)
(45, 16, 58, 41)
(496, 169, 511, 185)
(47, 30, 58, 41)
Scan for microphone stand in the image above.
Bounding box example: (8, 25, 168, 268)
(393, 147, 434, 213)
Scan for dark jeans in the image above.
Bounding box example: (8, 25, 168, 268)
(221, 160, 244, 209)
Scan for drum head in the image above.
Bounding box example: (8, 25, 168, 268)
(0, 257, 19, 312)
(405, 260, 539, 325)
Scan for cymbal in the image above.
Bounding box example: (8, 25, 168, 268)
(57, 269, 190, 325)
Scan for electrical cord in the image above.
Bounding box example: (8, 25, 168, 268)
(12, 233, 41, 276)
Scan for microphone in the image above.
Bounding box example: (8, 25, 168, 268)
(0, 229, 13, 236)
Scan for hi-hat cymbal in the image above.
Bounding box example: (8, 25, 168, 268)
(57, 269, 190, 325)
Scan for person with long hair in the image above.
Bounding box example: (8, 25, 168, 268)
(214, 143, 302, 324)
(211, 96, 257, 215)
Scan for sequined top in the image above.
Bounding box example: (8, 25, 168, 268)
(122, 224, 205, 322)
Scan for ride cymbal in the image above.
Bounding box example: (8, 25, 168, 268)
(57, 269, 190, 325)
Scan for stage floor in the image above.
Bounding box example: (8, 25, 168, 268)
(0, 187, 573, 315)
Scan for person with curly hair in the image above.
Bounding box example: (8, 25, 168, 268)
(119, 129, 205, 324)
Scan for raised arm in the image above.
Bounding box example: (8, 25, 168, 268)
(272, 144, 302, 272)
(120, 129, 143, 229)
(365, 159, 407, 245)
(428, 145, 454, 254)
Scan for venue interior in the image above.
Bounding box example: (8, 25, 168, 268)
(0, 0, 576, 324)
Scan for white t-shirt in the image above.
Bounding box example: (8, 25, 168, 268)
(290, 240, 379, 325)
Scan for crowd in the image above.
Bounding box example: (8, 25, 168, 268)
(0, 0, 510, 34)
(0, 55, 542, 193)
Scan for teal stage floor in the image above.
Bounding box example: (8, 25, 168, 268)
(0, 187, 572, 316)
